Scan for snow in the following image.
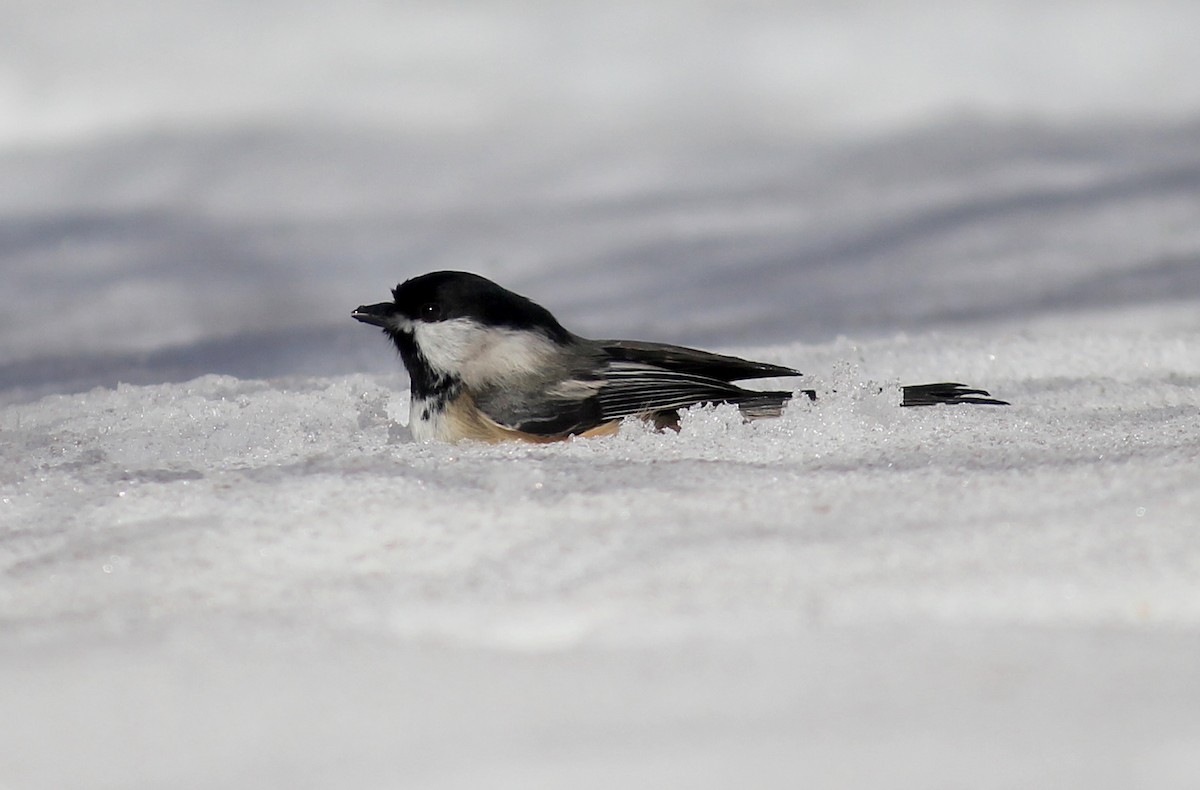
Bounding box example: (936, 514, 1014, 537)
(3, 1, 1200, 788)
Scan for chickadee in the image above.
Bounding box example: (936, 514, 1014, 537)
(353, 271, 1006, 443)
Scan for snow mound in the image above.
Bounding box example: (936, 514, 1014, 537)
(5, 324, 1198, 645)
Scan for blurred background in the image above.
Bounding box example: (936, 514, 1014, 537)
(3, 0, 1199, 399)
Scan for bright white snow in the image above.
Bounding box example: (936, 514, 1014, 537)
(3, 2, 1200, 788)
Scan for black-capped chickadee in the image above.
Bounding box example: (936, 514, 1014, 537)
(353, 271, 1006, 443)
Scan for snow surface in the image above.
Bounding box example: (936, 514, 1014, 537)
(3, 1, 1200, 788)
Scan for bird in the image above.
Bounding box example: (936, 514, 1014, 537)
(352, 271, 1007, 443)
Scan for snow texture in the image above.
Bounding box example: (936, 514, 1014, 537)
(3, 1, 1200, 788)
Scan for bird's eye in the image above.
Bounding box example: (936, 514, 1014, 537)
(420, 302, 442, 321)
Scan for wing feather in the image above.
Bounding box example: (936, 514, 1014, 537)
(599, 340, 800, 381)
(596, 361, 793, 421)
(477, 344, 803, 438)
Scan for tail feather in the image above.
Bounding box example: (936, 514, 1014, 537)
(902, 382, 1009, 407)
(734, 389, 795, 419)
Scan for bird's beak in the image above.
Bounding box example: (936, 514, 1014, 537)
(351, 302, 395, 327)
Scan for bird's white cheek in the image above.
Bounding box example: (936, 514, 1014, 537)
(460, 330, 557, 388)
(411, 319, 480, 377)
(411, 320, 557, 387)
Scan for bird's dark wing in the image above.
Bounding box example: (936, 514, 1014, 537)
(479, 341, 803, 438)
(595, 361, 794, 421)
(598, 340, 801, 382)
(474, 378, 607, 438)
(901, 382, 1010, 406)
(477, 359, 797, 438)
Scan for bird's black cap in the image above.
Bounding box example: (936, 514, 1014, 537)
(380, 271, 574, 342)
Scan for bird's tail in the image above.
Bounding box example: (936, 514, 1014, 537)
(901, 382, 1009, 407)
(735, 388, 816, 419)
(722, 382, 1005, 421)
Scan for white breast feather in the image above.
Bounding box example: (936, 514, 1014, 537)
(409, 396, 444, 441)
